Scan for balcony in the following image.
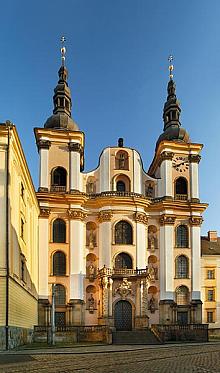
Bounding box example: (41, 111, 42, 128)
(175, 194, 188, 201)
(50, 185, 67, 193)
(98, 266, 148, 278)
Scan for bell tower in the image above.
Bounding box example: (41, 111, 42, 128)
(35, 38, 86, 326)
(148, 56, 207, 325)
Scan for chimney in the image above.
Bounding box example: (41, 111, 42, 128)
(118, 138, 124, 147)
(208, 231, 218, 242)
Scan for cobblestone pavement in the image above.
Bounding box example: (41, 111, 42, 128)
(1, 343, 220, 373)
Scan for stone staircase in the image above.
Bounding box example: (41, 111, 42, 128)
(112, 329, 162, 345)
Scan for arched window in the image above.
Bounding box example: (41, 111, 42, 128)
(54, 284, 66, 305)
(176, 225, 188, 248)
(115, 221, 133, 244)
(115, 253, 132, 269)
(53, 251, 66, 276)
(176, 286, 189, 305)
(53, 219, 66, 243)
(116, 180, 126, 192)
(176, 255, 188, 278)
(175, 177, 187, 199)
(51, 167, 67, 188)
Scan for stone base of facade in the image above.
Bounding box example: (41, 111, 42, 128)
(68, 299, 85, 325)
(159, 300, 176, 324)
(98, 317, 114, 327)
(134, 316, 149, 329)
(0, 326, 34, 350)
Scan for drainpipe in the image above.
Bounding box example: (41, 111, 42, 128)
(5, 121, 11, 350)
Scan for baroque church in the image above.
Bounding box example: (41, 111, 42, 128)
(35, 48, 207, 330)
(2, 44, 218, 349)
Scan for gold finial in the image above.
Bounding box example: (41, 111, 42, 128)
(168, 55, 174, 80)
(60, 36, 66, 66)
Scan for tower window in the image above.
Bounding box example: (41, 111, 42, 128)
(176, 255, 188, 278)
(176, 225, 188, 248)
(54, 284, 66, 305)
(115, 221, 133, 244)
(51, 167, 67, 191)
(176, 286, 189, 305)
(175, 177, 188, 197)
(53, 219, 66, 243)
(53, 251, 66, 276)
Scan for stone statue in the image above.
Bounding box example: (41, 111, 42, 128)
(88, 264, 95, 281)
(89, 228, 95, 248)
(88, 294, 95, 313)
(148, 295, 157, 313)
(148, 264, 156, 281)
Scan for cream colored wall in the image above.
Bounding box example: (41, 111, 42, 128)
(9, 278, 38, 328)
(201, 255, 220, 328)
(0, 279, 6, 325)
(0, 125, 39, 329)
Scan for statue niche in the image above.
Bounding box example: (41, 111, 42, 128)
(86, 253, 97, 282)
(148, 286, 158, 314)
(86, 222, 97, 249)
(148, 225, 158, 252)
(86, 285, 96, 314)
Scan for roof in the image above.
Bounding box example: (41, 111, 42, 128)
(201, 237, 220, 255)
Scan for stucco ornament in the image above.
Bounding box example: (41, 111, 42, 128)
(114, 278, 133, 299)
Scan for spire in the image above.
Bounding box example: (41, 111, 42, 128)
(44, 37, 79, 131)
(156, 56, 190, 147)
(163, 55, 181, 131)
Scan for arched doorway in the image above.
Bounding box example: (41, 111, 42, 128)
(114, 300, 132, 331)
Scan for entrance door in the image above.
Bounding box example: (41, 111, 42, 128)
(177, 311, 188, 325)
(55, 312, 65, 327)
(114, 300, 132, 331)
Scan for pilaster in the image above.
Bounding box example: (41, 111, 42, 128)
(190, 216, 203, 299)
(69, 142, 82, 192)
(38, 211, 50, 299)
(133, 212, 148, 268)
(37, 140, 51, 192)
(159, 214, 176, 300)
(189, 154, 201, 202)
(159, 152, 174, 198)
(98, 210, 113, 268)
(69, 208, 86, 300)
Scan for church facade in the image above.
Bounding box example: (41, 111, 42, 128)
(35, 56, 208, 331)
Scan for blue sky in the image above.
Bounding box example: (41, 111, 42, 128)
(1, 0, 220, 234)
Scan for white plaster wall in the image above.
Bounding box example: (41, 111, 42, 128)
(159, 224, 174, 300)
(133, 151, 142, 193)
(99, 221, 111, 268)
(190, 162, 199, 200)
(160, 160, 173, 197)
(191, 225, 201, 299)
(38, 218, 49, 298)
(136, 222, 146, 268)
(70, 220, 85, 300)
(39, 148, 49, 189)
(70, 151, 81, 190)
(99, 149, 110, 192)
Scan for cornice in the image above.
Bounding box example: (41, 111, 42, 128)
(189, 154, 201, 163)
(37, 139, 51, 151)
(69, 142, 83, 153)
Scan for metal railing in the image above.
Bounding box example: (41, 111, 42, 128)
(98, 267, 148, 277)
(51, 185, 67, 192)
(175, 194, 188, 201)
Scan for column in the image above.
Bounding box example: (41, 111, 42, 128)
(69, 142, 82, 191)
(189, 154, 201, 202)
(159, 152, 174, 198)
(108, 278, 113, 317)
(136, 280, 141, 317)
(38, 210, 50, 299)
(102, 276, 109, 318)
(98, 210, 113, 268)
(69, 209, 86, 300)
(133, 212, 148, 268)
(159, 215, 176, 300)
(38, 140, 50, 192)
(190, 217, 203, 299)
